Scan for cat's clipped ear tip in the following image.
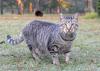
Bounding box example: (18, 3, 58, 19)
(74, 13, 79, 19)
(74, 13, 79, 17)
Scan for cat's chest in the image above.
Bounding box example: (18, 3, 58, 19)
(54, 39, 72, 48)
(51, 32, 72, 48)
(49, 38, 72, 52)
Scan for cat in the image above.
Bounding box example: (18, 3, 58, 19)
(6, 13, 79, 65)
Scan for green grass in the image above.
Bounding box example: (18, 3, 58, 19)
(82, 12, 98, 19)
(0, 15, 100, 71)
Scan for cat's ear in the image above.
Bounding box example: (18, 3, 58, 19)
(74, 13, 79, 20)
(59, 13, 66, 24)
(60, 13, 65, 23)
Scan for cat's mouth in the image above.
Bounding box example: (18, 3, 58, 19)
(68, 33, 74, 38)
(60, 32, 76, 41)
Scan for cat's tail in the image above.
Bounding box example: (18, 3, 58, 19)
(6, 33, 24, 45)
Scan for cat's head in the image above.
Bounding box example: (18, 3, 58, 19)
(60, 13, 79, 34)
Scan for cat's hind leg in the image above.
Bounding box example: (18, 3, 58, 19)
(27, 44, 41, 62)
(32, 48, 41, 62)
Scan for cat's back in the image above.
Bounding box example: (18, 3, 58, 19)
(31, 20, 56, 26)
(24, 20, 56, 29)
(22, 20, 57, 35)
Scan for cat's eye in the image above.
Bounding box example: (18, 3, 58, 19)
(75, 24, 78, 27)
(71, 23, 74, 25)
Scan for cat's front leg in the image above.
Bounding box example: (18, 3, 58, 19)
(65, 52, 71, 63)
(52, 53, 60, 65)
(51, 46, 60, 65)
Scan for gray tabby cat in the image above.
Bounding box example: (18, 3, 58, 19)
(6, 13, 78, 65)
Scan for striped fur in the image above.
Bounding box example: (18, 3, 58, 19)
(6, 14, 79, 64)
(7, 34, 24, 45)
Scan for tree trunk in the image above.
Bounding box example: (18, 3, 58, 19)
(36, 0, 40, 10)
(57, 0, 61, 14)
(88, 0, 94, 12)
(85, 0, 94, 12)
(11, 6, 14, 14)
(10, 2, 14, 14)
(0, 0, 3, 14)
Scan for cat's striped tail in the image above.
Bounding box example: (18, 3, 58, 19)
(6, 34, 24, 45)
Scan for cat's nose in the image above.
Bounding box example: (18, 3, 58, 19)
(69, 33, 74, 38)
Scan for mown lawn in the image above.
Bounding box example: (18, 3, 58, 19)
(0, 14, 100, 71)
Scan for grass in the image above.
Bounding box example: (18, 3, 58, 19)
(0, 14, 100, 71)
(82, 12, 98, 19)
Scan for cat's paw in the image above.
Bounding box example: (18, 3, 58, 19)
(52, 58, 60, 65)
(65, 60, 72, 64)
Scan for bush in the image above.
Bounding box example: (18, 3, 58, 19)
(82, 12, 98, 19)
(96, 0, 100, 16)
